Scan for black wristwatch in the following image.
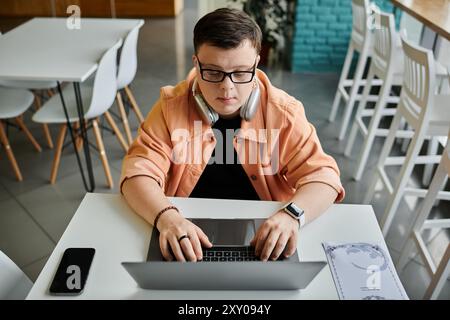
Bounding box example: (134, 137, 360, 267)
(282, 202, 305, 229)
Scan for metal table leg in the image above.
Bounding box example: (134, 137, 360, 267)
(57, 81, 95, 192)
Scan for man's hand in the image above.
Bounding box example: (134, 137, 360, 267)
(157, 210, 213, 262)
(250, 211, 299, 261)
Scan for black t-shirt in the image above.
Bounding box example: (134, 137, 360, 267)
(189, 116, 260, 200)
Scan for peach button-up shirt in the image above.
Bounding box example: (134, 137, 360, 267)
(120, 69, 345, 202)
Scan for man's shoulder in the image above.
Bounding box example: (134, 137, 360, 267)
(160, 80, 190, 102)
(264, 84, 304, 122)
(257, 70, 303, 119)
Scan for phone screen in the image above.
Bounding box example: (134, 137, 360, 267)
(49, 248, 95, 295)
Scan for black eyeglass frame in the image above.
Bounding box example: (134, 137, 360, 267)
(196, 56, 257, 84)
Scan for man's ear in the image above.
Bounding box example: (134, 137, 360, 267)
(192, 55, 198, 67)
(256, 55, 261, 68)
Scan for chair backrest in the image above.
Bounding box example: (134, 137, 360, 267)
(398, 35, 436, 129)
(351, 0, 371, 48)
(117, 22, 143, 90)
(444, 130, 450, 177)
(372, 12, 397, 75)
(85, 39, 122, 119)
(0, 250, 33, 300)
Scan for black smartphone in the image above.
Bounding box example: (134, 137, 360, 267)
(49, 247, 95, 296)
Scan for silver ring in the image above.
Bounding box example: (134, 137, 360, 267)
(178, 234, 189, 242)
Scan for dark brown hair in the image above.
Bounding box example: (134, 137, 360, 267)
(193, 8, 262, 54)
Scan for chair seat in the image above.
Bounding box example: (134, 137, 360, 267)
(32, 83, 96, 124)
(0, 87, 34, 119)
(0, 79, 57, 90)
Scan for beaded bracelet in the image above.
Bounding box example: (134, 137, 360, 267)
(153, 205, 179, 229)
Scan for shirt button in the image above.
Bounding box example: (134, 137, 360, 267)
(250, 175, 257, 181)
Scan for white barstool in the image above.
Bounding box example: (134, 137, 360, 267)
(363, 36, 450, 236)
(329, 0, 384, 141)
(345, 12, 405, 181)
(396, 129, 450, 300)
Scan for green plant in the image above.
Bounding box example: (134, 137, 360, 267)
(229, 0, 296, 59)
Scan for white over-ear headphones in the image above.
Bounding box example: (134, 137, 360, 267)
(191, 78, 260, 126)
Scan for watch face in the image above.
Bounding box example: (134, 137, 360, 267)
(287, 203, 301, 217)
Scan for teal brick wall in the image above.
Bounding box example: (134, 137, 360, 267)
(292, 0, 401, 72)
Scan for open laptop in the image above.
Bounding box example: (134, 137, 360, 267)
(122, 218, 327, 290)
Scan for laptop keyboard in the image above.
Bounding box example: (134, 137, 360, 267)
(200, 246, 284, 262)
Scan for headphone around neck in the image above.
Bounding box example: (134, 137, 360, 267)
(191, 78, 261, 126)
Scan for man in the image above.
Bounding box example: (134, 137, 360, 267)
(120, 8, 345, 262)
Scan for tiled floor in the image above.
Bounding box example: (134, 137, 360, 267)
(0, 2, 448, 299)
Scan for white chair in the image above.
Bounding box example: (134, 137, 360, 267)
(396, 129, 450, 300)
(329, 0, 383, 141)
(0, 87, 43, 181)
(0, 31, 56, 149)
(0, 250, 33, 300)
(115, 21, 145, 145)
(344, 12, 406, 181)
(33, 41, 128, 188)
(363, 36, 450, 236)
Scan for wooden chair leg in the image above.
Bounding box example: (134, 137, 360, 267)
(73, 122, 83, 152)
(116, 92, 133, 145)
(15, 116, 42, 152)
(92, 119, 113, 189)
(104, 111, 129, 152)
(50, 124, 67, 184)
(0, 121, 23, 181)
(124, 85, 145, 123)
(34, 94, 54, 148)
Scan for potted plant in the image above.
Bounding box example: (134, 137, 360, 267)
(228, 0, 296, 67)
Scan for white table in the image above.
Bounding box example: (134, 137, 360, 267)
(0, 18, 144, 191)
(27, 193, 393, 300)
(0, 18, 143, 82)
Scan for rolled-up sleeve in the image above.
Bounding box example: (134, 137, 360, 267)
(119, 96, 173, 194)
(280, 100, 345, 202)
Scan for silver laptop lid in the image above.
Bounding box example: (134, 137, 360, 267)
(122, 260, 327, 290)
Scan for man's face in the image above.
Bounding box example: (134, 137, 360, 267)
(193, 40, 260, 119)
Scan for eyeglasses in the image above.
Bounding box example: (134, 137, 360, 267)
(196, 56, 257, 84)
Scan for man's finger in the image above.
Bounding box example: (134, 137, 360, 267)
(260, 230, 281, 261)
(168, 236, 186, 262)
(254, 225, 270, 257)
(189, 232, 204, 260)
(179, 236, 197, 262)
(159, 235, 173, 261)
(270, 233, 289, 260)
(196, 226, 213, 248)
(283, 234, 298, 258)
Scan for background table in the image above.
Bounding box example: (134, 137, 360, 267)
(27, 193, 394, 300)
(391, 0, 450, 40)
(0, 18, 143, 191)
(0, 18, 143, 82)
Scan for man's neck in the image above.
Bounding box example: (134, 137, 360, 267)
(219, 108, 240, 120)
